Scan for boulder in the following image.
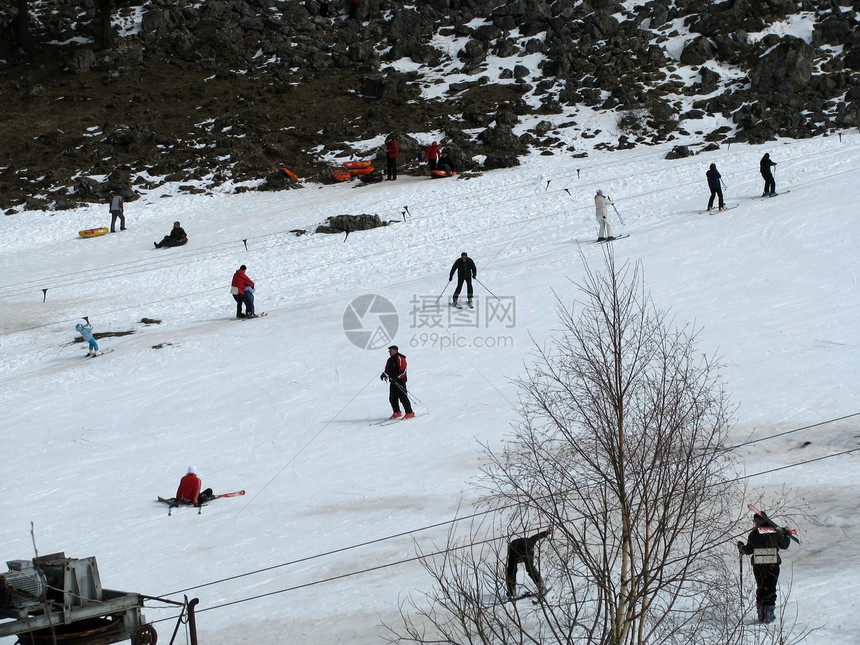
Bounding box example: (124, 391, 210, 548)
(750, 37, 815, 105)
(315, 214, 386, 234)
(680, 35, 716, 65)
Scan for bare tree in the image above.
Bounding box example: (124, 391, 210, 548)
(391, 250, 808, 644)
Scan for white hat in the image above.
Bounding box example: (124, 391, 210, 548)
(187, 465, 197, 474)
(596, 189, 604, 196)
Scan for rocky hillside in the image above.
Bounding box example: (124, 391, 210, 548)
(1, 0, 858, 212)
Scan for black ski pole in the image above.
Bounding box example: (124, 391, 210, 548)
(392, 379, 421, 404)
(474, 277, 500, 302)
(434, 280, 450, 306)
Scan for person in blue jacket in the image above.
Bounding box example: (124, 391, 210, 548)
(75, 321, 101, 357)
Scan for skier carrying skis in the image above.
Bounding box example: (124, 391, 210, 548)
(380, 345, 414, 419)
(75, 321, 101, 357)
(760, 153, 777, 197)
(706, 163, 726, 211)
(505, 528, 552, 600)
(594, 189, 615, 241)
(448, 252, 477, 308)
(176, 465, 214, 507)
(737, 511, 791, 623)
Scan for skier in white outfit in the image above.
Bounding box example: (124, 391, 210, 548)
(594, 189, 614, 241)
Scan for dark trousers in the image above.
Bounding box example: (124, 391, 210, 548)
(386, 158, 397, 180)
(110, 211, 125, 232)
(428, 159, 437, 172)
(232, 294, 245, 318)
(157, 236, 187, 248)
(708, 187, 724, 209)
(753, 564, 780, 606)
(389, 380, 412, 414)
(761, 171, 775, 195)
(452, 277, 473, 302)
(505, 554, 542, 598)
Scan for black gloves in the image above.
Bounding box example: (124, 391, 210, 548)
(737, 541, 745, 552)
(380, 373, 388, 381)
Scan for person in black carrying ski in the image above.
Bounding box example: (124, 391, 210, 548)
(505, 528, 552, 600)
(380, 345, 414, 419)
(760, 153, 777, 197)
(706, 163, 726, 211)
(737, 511, 791, 623)
(448, 252, 477, 308)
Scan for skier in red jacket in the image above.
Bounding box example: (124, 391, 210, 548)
(425, 141, 441, 172)
(385, 136, 399, 181)
(380, 345, 414, 419)
(231, 265, 256, 318)
(175, 466, 214, 506)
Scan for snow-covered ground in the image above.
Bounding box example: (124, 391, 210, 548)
(1, 134, 859, 644)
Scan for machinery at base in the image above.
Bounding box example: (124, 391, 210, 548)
(0, 553, 161, 645)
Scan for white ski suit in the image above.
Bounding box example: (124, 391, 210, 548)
(594, 192, 613, 239)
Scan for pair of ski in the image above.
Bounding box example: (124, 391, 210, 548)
(158, 489, 245, 515)
(504, 588, 550, 606)
(591, 234, 630, 244)
(373, 415, 416, 426)
(451, 302, 473, 310)
(82, 348, 115, 359)
(748, 503, 800, 544)
(700, 205, 738, 215)
(238, 312, 267, 320)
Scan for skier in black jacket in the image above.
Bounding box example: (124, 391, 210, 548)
(448, 252, 477, 308)
(706, 163, 725, 211)
(380, 345, 413, 419)
(760, 153, 777, 196)
(505, 529, 552, 599)
(738, 512, 791, 623)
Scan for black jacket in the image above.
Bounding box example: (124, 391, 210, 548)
(706, 167, 721, 190)
(384, 352, 407, 382)
(740, 527, 790, 565)
(760, 155, 776, 174)
(508, 530, 550, 562)
(449, 257, 477, 281)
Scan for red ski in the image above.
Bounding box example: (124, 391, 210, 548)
(215, 490, 245, 498)
(747, 503, 800, 544)
(158, 490, 245, 515)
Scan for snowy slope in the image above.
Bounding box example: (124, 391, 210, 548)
(1, 135, 859, 644)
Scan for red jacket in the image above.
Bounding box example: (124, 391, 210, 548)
(386, 139, 399, 159)
(231, 270, 255, 294)
(176, 473, 202, 505)
(425, 142, 440, 162)
(384, 352, 408, 382)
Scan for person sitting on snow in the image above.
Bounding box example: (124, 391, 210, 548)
(175, 465, 214, 506)
(154, 221, 188, 248)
